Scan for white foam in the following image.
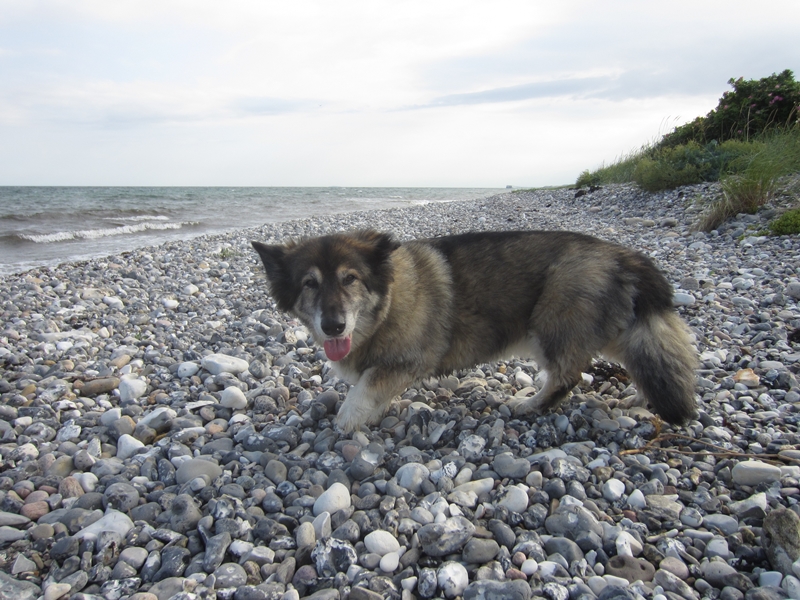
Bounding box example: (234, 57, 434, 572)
(109, 215, 170, 222)
(20, 221, 197, 244)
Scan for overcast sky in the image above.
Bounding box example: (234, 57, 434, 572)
(1, 1, 798, 187)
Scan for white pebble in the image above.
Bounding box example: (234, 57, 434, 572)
(313, 482, 351, 516)
(220, 386, 248, 410)
(759, 571, 782, 588)
(119, 376, 147, 403)
(521, 558, 538, 575)
(365, 530, 400, 556)
(201, 353, 250, 375)
(437, 561, 468, 598)
(380, 551, 400, 572)
(603, 478, 626, 502)
(626, 489, 646, 509)
(177, 361, 200, 378)
(116, 434, 145, 460)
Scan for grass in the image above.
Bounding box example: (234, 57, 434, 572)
(577, 126, 800, 232)
(695, 127, 800, 231)
(576, 143, 654, 187)
(575, 71, 800, 231)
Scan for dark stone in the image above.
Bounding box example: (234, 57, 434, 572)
(72, 492, 105, 511)
(417, 516, 475, 556)
(312, 538, 358, 577)
(203, 531, 232, 573)
(597, 586, 638, 600)
(50, 535, 80, 562)
(543, 536, 584, 564)
(130, 502, 162, 525)
(152, 546, 191, 581)
(488, 519, 516, 549)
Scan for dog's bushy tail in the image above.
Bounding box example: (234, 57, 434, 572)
(618, 310, 698, 425)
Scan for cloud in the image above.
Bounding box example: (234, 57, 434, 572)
(425, 74, 618, 107)
(234, 96, 319, 117)
(1, 1, 799, 185)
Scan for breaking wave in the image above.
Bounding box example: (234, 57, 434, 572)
(18, 220, 199, 244)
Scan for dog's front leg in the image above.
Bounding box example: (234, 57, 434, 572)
(335, 367, 410, 433)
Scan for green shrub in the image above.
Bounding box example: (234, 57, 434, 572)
(694, 126, 800, 231)
(660, 70, 800, 147)
(632, 142, 716, 191)
(633, 157, 701, 191)
(714, 139, 765, 175)
(770, 208, 800, 235)
(576, 169, 602, 188)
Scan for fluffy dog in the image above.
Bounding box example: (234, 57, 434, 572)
(252, 230, 697, 432)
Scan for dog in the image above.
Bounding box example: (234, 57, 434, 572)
(252, 230, 697, 432)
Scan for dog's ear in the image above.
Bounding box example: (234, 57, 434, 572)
(354, 230, 399, 258)
(354, 230, 399, 294)
(251, 241, 297, 311)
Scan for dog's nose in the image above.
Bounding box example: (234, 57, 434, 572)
(321, 317, 346, 337)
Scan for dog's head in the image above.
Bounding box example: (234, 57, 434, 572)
(252, 230, 399, 361)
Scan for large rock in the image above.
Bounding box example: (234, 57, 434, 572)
(175, 458, 223, 485)
(731, 460, 782, 486)
(763, 507, 800, 575)
(463, 580, 532, 600)
(418, 516, 475, 556)
(312, 537, 358, 577)
(545, 504, 603, 539)
(74, 510, 134, 541)
(0, 571, 41, 600)
(202, 354, 250, 375)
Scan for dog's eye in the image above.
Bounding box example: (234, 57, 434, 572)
(303, 279, 319, 289)
(343, 274, 358, 286)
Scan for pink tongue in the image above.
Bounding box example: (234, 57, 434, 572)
(323, 336, 351, 361)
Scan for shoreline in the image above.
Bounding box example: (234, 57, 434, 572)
(0, 186, 504, 279)
(2, 182, 800, 599)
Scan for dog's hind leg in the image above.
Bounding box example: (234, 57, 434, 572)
(508, 357, 585, 418)
(508, 311, 595, 419)
(335, 367, 411, 433)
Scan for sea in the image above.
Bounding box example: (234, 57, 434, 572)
(0, 187, 502, 277)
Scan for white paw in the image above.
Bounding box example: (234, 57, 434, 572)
(508, 396, 543, 418)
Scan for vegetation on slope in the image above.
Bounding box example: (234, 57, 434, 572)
(577, 70, 800, 232)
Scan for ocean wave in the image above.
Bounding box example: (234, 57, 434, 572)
(19, 221, 200, 244)
(107, 215, 170, 222)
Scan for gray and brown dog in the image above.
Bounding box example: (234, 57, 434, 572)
(252, 230, 697, 432)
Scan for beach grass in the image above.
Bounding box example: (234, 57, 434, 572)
(695, 126, 800, 231)
(576, 70, 800, 231)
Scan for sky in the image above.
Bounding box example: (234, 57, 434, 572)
(1, 1, 799, 188)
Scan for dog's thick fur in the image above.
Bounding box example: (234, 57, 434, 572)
(252, 230, 697, 432)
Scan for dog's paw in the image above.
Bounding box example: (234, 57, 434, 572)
(508, 396, 542, 418)
(616, 392, 646, 410)
(333, 411, 358, 434)
(334, 401, 369, 434)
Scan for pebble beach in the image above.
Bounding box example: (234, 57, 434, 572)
(2, 182, 800, 600)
